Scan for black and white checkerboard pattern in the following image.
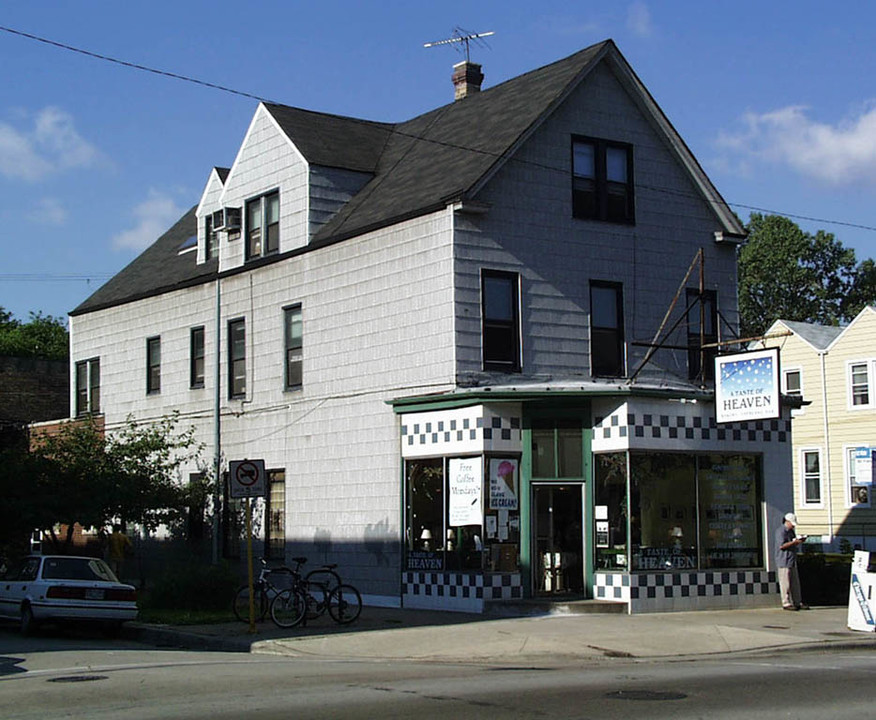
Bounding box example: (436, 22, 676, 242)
(593, 412, 791, 444)
(402, 571, 523, 612)
(401, 413, 522, 450)
(595, 570, 777, 611)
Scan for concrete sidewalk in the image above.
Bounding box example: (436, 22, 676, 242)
(127, 605, 875, 664)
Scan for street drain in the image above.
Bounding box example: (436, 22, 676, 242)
(48, 675, 108, 683)
(606, 690, 687, 701)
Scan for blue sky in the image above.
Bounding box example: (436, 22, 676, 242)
(2, 1, 875, 321)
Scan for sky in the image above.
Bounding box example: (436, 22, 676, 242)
(1, 1, 875, 322)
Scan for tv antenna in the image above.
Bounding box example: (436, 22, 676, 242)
(424, 27, 494, 62)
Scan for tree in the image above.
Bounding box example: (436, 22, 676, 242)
(737, 214, 875, 337)
(18, 414, 202, 553)
(0, 307, 69, 360)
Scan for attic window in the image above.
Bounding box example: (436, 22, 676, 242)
(246, 191, 279, 260)
(572, 137, 634, 224)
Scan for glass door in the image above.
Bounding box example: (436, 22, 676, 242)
(533, 484, 584, 595)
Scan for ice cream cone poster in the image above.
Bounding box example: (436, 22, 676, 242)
(489, 459, 518, 510)
(449, 457, 483, 526)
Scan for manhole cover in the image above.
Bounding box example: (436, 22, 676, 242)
(606, 690, 687, 701)
(48, 675, 108, 683)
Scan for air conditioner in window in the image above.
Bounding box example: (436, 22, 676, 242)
(211, 207, 241, 231)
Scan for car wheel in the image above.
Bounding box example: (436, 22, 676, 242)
(20, 604, 37, 636)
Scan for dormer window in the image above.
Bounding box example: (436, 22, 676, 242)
(246, 191, 280, 260)
(204, 215, 218, 261)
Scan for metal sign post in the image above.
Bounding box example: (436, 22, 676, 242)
(229, 459, 267, 634)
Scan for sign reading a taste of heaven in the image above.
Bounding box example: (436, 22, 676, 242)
(715, 348, 780, 424)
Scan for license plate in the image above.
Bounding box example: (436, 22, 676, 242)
(85, 588, 104, 600)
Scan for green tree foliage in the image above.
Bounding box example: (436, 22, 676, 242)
(738, 214, 876, 337)
(0, 308, 69, 360)
(1, 414, 201, 554)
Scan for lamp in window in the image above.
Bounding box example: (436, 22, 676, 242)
(419, 528, 433, 551)
(670, 526, 684, 553)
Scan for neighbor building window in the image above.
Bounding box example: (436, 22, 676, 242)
(75, 357, 100, 416)
(481, 270, 521, 372)
(846, 447, 872, 506)
(146, 337, 161, 394)
(284, 305, 302, 390)
(245, 191, 280, 260)
(228, 319, 246, 399)
(802, 449, 822, 505)
(783, 369, 802, 396)
(849, 362, 871, 407)
(190, 326, 205, 388)
(590, 280, 625, 377)
(572, 137, 634, 223)
(687, 288, 717, 383)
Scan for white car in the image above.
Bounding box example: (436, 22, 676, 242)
(0, 555, 138, 635)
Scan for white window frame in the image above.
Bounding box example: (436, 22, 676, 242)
(799, 447, 824, 508)
(782, 366, 804, 417)
(847, 359, 874, 410)
(843, 444, 873, 508)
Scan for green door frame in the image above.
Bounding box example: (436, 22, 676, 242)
(519, 402, 592, 598)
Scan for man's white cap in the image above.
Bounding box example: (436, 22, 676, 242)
(784, 512, 798, 526)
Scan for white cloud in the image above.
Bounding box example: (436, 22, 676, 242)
(717, 103, 876, 185)
(28, 197, 67, 226)
(626, 2, 653, 37)
(112, 191, 186, 251)
(0, 107, 100, 182)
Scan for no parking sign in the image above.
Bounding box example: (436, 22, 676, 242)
(229, 459, 266, 498)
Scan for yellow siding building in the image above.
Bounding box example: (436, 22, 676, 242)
(760, 307, 876, 550)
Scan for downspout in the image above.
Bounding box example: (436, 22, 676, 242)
(212, 275, 222, 564)
(819, 350, 834, 544)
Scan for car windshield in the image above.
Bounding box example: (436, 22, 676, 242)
(41, 557, 119, 582)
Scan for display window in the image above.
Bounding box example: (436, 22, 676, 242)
(405, 456, 520, 573)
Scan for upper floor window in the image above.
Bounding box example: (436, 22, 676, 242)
(75, 357, 100, 416)
(228, 318, 246, 399)
(284, 305, 303, 390)
(783, 368, 802, 396)
(801, 449, 822, 505)
(190, 326, 205, 388)
(204, 215, 217, 261)
(246, 191, 279, 260)
(687, 289, 717, 383)
(590, 281, 625, 377)
(572, 137, 634, 224)
(146, 337, 161, 394)
(849, 362, 871, 407)
(481, 270, 521, 372)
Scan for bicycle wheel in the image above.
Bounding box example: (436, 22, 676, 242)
(327, 584, 362, 624)
(304, 581, 329, 621)
(232, 585, 267, 622)
(270, 588, 307, 628)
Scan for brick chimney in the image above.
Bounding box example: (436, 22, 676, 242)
(452, 60, 484, 101)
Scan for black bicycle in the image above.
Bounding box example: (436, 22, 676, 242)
(232, 558, 303, 626)
(304, 563, 363, 625)
(270, 558, 362, 627)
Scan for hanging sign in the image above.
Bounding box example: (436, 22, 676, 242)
(715, 348, 780, 423)
(449, 457, 483, 526)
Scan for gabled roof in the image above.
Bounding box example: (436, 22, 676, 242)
(768, 319, 845, 351)
(72, 39, 743, 315)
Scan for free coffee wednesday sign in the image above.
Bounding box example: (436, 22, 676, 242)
(715, 348, 780, 424)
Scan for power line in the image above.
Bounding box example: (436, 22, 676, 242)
(0, 24, 272, 103)
(3, 24, 874, 237)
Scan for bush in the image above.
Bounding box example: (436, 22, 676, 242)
(141, 561, 238, 612)
(798, 553, 852, 606)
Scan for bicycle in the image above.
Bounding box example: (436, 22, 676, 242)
(270, 557, 326, 628)
(232, 558, 303, 626)
(304, 563, 363, 625)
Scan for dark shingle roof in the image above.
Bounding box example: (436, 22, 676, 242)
(780, 320, 844, 350)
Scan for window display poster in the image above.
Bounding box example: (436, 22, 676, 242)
(449, 458, 483, 526)
(853, 447, 874, 486)
(715, 348, 780, 423)
(489, 458, 518, 510)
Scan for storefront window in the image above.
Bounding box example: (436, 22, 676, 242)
(532, 420, 583, 478)
(405, 456, 520, 573)
(630, 454, 697, 570)
(698, 455, 763, 568)
(594, 453, 628, 570)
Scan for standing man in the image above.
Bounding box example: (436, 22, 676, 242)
(107, 524, 132, 579)
(776, 512, 808, 611)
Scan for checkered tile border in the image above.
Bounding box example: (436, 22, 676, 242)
(593, 413, 791, 443)
(402, 572, 523, 608)
(595, 570, 777, 606)
(402, 415, 522, 448)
